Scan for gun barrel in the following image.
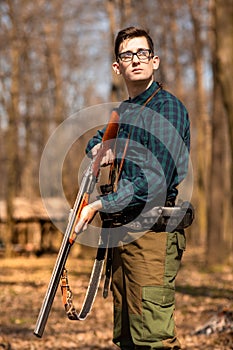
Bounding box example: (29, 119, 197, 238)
(34, 239, 72, 338)
(34, 168, 93, 337)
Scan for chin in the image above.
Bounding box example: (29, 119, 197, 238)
(131, 77, 150, 83)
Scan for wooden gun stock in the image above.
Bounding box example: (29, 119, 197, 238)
(92, 110, 119, 178)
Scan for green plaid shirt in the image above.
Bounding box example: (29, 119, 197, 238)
(86, 82, 190, 213)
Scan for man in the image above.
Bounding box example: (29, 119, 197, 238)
(76, 27, 190, 349)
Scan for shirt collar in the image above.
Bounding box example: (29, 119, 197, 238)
(128, 81, 159, 105)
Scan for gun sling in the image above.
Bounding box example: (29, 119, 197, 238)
(60, 218, 112, 320)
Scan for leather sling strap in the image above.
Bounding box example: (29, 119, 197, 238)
(114, 83, 162, 189)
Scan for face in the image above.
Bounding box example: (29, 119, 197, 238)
(112, 36, 160, 85)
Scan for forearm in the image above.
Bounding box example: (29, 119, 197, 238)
(100, 169, 167, 213)
(89, 200, 103, 211)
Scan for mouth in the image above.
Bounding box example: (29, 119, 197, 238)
(132, 68, 143, 73)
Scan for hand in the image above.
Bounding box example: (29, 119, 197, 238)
(91, 144, 115, 167)
(74, 200, 103, 234)
(91, 143, 102, 157)
(100, 148, 115, 167)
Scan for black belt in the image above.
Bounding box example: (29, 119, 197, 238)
(103, 201, 194, 232)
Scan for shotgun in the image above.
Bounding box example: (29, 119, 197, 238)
(34, 110, 119, 338)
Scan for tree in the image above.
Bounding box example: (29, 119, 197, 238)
(4, 0, 21, 256)
(1, 0, 231, 263)
(207, 0, 233, 264)
(105, 0, 131, 101)
(187, 0, 211, 245)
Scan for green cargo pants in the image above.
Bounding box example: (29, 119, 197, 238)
(111, 229, 186, 349)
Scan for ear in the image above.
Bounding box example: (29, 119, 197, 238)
(112, 61, 121, 75)
(152, 55, 160, 70)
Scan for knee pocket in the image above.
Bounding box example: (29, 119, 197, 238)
(140, 286, 175, 341)
(143, 286, 175, 305)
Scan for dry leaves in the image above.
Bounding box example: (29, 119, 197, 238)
(0, 246, 232, 349)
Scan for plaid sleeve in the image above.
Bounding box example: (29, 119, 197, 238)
(85, 127, 106, 158)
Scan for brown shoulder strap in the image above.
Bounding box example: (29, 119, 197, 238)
(114, 83, 162, 189)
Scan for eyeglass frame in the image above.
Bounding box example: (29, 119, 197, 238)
(117, 48, 153, 62)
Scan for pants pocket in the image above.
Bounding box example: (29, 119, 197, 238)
(164, 231, 185, 286)
(176, 230, 186, 251)
(141, 286, 175, 341)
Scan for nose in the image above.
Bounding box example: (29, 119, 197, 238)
(132, 53, 140, 63)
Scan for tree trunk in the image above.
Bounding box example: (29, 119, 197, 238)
(168, 6, 184, 100)
(5, 0, 21, 256)
(42, 0, 64, 126)
(214, 0, 233, 209)
(188, 0, 211, 245)
(106, 0, 128, 102)
(207, 0, 233, 265)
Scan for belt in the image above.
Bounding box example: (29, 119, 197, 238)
(105, 201, 194, 232)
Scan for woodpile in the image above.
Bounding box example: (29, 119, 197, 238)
(0, 197, 68, 255)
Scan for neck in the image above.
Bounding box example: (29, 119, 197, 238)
(127, 79, 154, 99)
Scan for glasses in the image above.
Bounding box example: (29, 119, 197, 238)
(118, 49, 152, 62)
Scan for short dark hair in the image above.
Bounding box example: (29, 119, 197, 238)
(114, 26, 154, 60)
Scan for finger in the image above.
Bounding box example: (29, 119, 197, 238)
(83, 222, 88, 231)
(92, 148, 97, 157)
(106, 149, 115, 163)
(101, 152, 114, 166)
(75, 219, 85, 234)
(92, 144, 101, 157)
(101, 156, 107, 166)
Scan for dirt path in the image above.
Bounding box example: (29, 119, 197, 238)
(0, 247, 232, 349)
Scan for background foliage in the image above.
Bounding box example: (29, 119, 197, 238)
(0, 0, 232, 265)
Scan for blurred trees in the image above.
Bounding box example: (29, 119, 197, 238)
(0, 0, 232, 264)
(207, 0, 233, 264)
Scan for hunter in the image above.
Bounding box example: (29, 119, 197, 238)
(75, 26, 190, 350)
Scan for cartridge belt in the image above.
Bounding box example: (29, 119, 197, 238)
(106, 201, 194, 232)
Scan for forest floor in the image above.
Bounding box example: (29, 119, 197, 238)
(0, 244, 232, 350)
